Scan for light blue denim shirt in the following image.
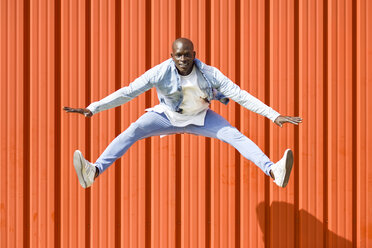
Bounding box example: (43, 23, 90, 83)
(87, 58, 280, 122)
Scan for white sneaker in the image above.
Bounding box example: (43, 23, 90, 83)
(73, 150, 96, 188)
(270, 149, 294, 188)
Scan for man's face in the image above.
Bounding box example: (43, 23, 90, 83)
(171, 42, 196, 76)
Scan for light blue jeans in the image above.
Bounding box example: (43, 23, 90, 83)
(95, 109, 273, 176)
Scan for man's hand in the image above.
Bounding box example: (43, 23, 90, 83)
(274, 115, 302, 127)
(63, 107, 93, 117)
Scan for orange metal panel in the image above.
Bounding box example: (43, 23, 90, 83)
(150, 1, 178, 248)
(74, 1, 89, 248)
(28, 0, 57, 247)
(239, 0, 268, 247)
(0, 0, 26, 247)
(119, 0, 148, 247)
(210, 0, 240, 247)
(327, 0, 354, 247)
(60, 0, 88, 247)
(180, 1, 207, 247)
(269, 0, 297, 247)
(1, 0, 372, 247)
(357, 1, 372, 248)
(0, 0, 6, 246)
(298, 0, 326, 247)
(6, 0, 16, 246)
(15, 1, 26, 247)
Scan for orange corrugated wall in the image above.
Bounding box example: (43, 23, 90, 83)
(1, 0, 371, 247)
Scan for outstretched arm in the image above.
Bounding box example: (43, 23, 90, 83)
(212, 68, 303, 126)
(212, 68, 280, 122)
(86, 75, 154, 115)
(63, 66, 157, 116)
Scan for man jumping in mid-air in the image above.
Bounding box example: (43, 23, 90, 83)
(64, 38, 302, 189)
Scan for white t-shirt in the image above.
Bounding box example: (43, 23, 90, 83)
(146, 66, 210, 127)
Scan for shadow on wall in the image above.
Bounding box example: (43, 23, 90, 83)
(256, 201, 352, 248)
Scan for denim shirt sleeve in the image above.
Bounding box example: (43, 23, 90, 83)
(212, 68, 280, 122)
(86, 67, 156, 115)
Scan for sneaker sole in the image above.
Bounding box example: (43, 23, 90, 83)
(282, 149, 294, 187)
(73, 150, 87, 188)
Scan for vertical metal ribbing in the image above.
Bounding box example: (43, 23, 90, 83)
(145, 0, 152, 247)
(323, 0, 329, 247)
(293, 0, 300, 247)
(23, 0, 31, 247)
(0, 1, 370, 247)
(264, 1, 271, 247)
(205, 1, 212, 247)
(175, 0, 182, 247)
(351, 0, 357, 246)
(84, 0, 91, 247)
(114, 0, 121, 247)
(234, 0, 241, 247)
(54, 0, 62, 245)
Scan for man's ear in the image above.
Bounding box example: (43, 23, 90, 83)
(193, 51, 196, 58)
(170, 53, 174, 58)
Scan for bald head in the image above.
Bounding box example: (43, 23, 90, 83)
(172, 38, 194, 51)
(171, 38, 196, 76)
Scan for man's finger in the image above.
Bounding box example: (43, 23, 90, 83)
(288, 118, 302, 123)
(282, 118, 300, 125)
(66, 109, 79, 113)
(286, 117, 302, 123)
(63, 107, 76, 111)
(285, 116, 302, 121)
(64, 108, 84, 114)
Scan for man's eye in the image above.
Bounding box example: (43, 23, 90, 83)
(176, 54, 191, 58)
